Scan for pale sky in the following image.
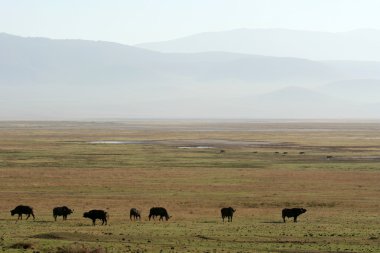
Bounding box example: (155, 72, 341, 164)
(1, 0, 380, 45)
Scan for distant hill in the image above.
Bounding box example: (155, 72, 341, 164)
(323, 61, 380, 80)
(0, 33, 163, 87)
(318, 79, 380, 103)
(1, 33, 380, 119)
(136, 87, 380, 119)
(137, 28, 380, 61)
(0, 33, 339, 89)
(245, 87, 366, 119)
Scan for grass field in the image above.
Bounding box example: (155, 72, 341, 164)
(0, 120, 379, 253)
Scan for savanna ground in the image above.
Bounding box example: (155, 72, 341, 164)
(0, 120, 379, 253)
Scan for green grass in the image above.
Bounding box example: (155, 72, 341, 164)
(0, 121, 379, 252)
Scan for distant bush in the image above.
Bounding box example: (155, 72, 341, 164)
(9, 242, 34, 250)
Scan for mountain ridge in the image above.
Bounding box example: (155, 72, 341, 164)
(136, 28, 380, 61)
(2, 32, 380, 119)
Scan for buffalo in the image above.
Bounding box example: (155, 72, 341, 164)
(83, 209, 108, 225)
(282, 208, 307, 223)
(53, 206, 73, 221)
(130, 208, 141, 221)
(148, 207, 170, 221)
(221, 207, 235, 222)
(10, 205, 35, 220)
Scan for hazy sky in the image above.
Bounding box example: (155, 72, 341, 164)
(1, 0, 380, 44)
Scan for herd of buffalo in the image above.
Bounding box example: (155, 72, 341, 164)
(10, 205, 307, 225)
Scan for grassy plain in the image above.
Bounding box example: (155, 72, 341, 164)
(0, 120, 379, 253)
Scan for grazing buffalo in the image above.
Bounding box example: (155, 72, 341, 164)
(326, 155, 333, 160)
(282, 208, 307, 223)
(10, 205, 35, 220)
(130, 208, 141, 221)
(148, 207, 171, 221)
(299, 152, 305, 155)
(221, 207, 235, 222)
(83, 210, 108, 225)
(53, 206, 73, 221)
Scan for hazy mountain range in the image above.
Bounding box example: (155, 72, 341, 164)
(137, 28, 380, 61)
(1, 30, 380, 119)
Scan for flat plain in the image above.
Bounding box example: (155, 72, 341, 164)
(0, 120, 379, 253)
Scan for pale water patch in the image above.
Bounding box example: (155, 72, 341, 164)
(178, 146, 214, 149)
(88, 141, 145, 144)
(87, 139, 274, 147)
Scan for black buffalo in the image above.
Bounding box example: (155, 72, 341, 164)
(148, 207, 170, 221)
(10, 205, 35, 220)
(130, 208, 141, 221)
(221, 207, 235, 222)
(83, 209, 108, 225)
(282, 208, 307, 223)
(53, 206, 73, 221)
